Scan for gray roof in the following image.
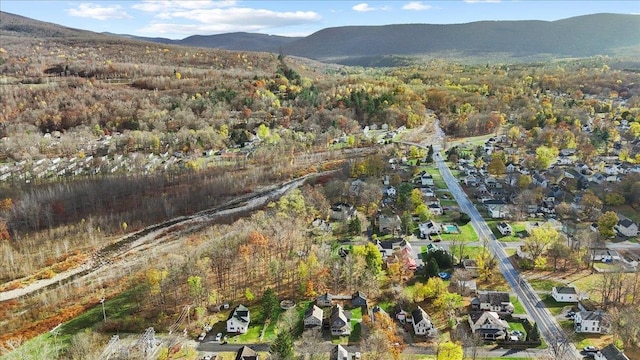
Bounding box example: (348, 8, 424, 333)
(598, 344, 629, 360)
(618, 218, 635, 228)
(579, 310, 607, 322)
(235, 346, 258, 360)
(477, 291, 510, 306)
(554, 286, 577, 295)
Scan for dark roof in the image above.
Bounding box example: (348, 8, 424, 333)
(483, 199, 507, 205)
(228, 304, 249, 323)
(579, 310, 607, 322)
(352, 290, 366, 300)
(378, 240, 394, 250)
(599, 344, 629, 360)
(330, 344, 349, 360)
(477, 291, 510, 306)
(554, 286, 577, 295)
(497, 222, 510, 229)
(235, 346, 258, 360)
(618, 218, 635, 228)
(411, 306, 430, 324)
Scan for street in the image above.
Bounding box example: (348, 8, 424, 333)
(433, 148, 582, 360)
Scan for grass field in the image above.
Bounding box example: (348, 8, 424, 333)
(510, 295, 526, 314)
(528, 278, 565, 292)
(486, 220, 528, 242)
(437, 223, 479, 242)
(541, 294, 570, 315)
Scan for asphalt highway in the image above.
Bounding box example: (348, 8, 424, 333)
(433, 148, 582, 360)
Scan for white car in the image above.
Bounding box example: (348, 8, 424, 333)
(197, 332, 206, 341)
(215, 333, 222, 342)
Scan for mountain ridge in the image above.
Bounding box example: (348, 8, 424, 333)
(1, 11, 638, 66)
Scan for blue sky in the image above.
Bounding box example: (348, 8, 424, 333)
(2, 1, 639, 39)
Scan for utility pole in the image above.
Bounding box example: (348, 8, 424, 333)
(100, 297, 107, 322)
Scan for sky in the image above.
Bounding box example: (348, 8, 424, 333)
(2, 0, 639, 39)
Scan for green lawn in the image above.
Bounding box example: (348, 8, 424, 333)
(507, 320, 526, 336)
(348, 306, 363, 319)
(438, 223, 479, 242)
(510, 296, 526, 315)
(450, 245, 485, 263)
(486, 220, 528, 242)
(528, 278, 565, 292)
(541, 294, 570, 316)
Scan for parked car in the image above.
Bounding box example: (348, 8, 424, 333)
(566, 311, 576, 318)
(197, 332, 206, 341)
(583, 346, 599, 353)
(215, 333, 223, 342)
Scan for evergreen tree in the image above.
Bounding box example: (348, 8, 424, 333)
(426, 258, 440, 278)
(270, 331, 294, 359)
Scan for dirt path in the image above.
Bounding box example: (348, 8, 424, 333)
(0, 175, 311, 302)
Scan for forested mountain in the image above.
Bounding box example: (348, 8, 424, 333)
(2, 11, 638, 66)
(281, 13, 640, 65)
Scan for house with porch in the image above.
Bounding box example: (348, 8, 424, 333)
(468, 311, 509, 340)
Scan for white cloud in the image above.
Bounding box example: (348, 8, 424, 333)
(403, 2, 432, 11)
(67, 3, 132, 20)
(464, 0, 501, 3)
(138, 7, 321, 36)
(352, 3, 377, 12)
(132, 0, 236, 13)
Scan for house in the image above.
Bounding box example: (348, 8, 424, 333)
(395, 305, 409, 322)
(227, 304, 250, 334)
(428, 203, 443, 216)
(594, 344, 630, 360)
(418, 172, 434, 186)
(378, 214, 402, 234)
(376, 240, 395, 258)
(330, 344, 350, 360)
(419, 220, 441, 238)
(303, 305, 323, 329)
(487, 203, 509, 219)
(471, 291, 514, 313)
(235, 346, 259, 360)
(532, 173, 549, 188)
(497, 222, 512, 236)
(330, 203, 356, 221)
(551, 286, 579, 303)
(411, 306, 435, 336)
(464, 175, 478, 186)
(575, 310, 610, 334)
(615, 218, 638, 237)
(317, 293, 333, 307)
(506, 162, 517, 173)
(468, 311, 509, 340)
(352, 291, 368, 307)
(329, 304, 351, 336)
(421, 187, 436, 197)
(384, 186, 397, 197)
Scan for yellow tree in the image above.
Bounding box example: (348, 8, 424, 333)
(437, 341, 463, 360)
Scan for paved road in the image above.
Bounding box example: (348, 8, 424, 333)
(433, 149, 582, 360)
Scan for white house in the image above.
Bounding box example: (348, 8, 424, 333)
(468, 311, 509, 340)
(419, 220, 441, 238)
(615, 218, 638, 237)
(471, 291, 514, 313)
(428, 203, 443, 216)
(594, 344, 630, 360)
(497, 222, 512, 236)
(575, 310, 610, 334)
(411, 306, 435, 336)
(227, 304, 250, 334)
(551, 286, 579, 303)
